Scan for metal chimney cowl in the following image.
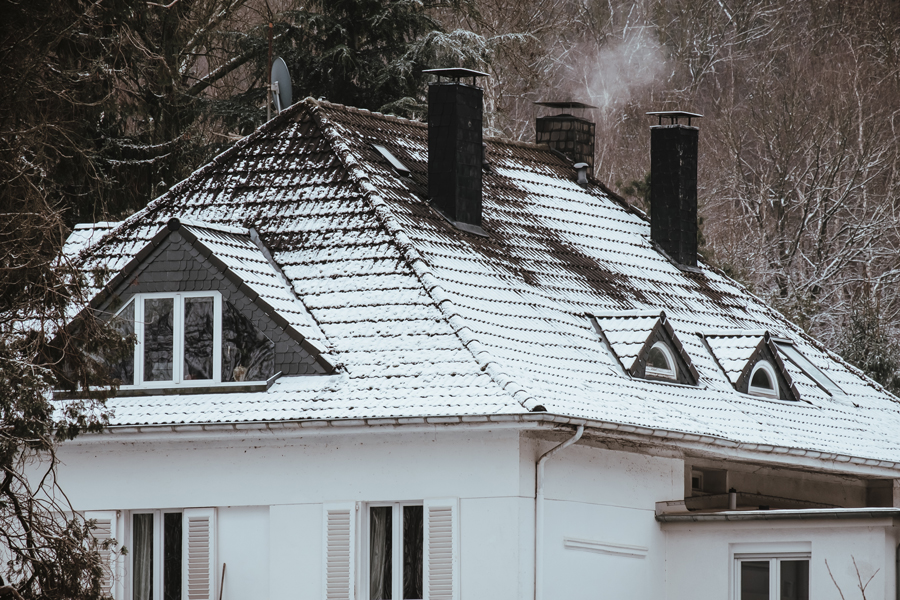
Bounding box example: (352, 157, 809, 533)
(648, 111, 703, 268)
(427, 71, 485, 230)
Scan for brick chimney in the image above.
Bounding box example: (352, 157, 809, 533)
(535, 101, 596, 173)
(647, 111, 703, 268)
(424, 68, 488, 231)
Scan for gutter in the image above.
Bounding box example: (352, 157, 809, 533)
(67, 411, 900, 478)
(535, 425, 583, 600)
(656, 507, 900, 523)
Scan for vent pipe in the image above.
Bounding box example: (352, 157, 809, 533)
(425, 68, 488, 232)
(535, 101, 597, 173)
(647, 111, 703, 268)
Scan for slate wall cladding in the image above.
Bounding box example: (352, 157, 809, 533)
(427, 82, 483, 226)
(650, 124, 699, 267)
(629, 322, 695, 385)
(102, 232, 325, 376)
(736, 341, 796, 402)
(535, 115, 595, 171)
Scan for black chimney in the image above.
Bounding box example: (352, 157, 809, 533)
(425, 68, 488, 230)
(535, 101, 597, 172)
(648, 111, 703, 268)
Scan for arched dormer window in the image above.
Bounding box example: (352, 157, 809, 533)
(645, 342, 678, 381)
(748, 361, 779, 398)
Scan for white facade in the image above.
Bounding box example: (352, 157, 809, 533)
(56, 422, 900, 600)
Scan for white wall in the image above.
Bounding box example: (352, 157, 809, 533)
(664, 518, 899, 600)
(524, 437, 683, 600)
(56, 427, 532, 600)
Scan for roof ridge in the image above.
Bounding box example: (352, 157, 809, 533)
(313, 97, 427, 128)
(304, 97, 543, 413)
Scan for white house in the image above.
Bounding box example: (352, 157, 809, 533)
(58, 69, 900, 600)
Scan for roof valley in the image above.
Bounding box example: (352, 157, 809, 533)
(306, 98, 541, 413)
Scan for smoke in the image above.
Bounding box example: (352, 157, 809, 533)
(568, 29, 669, 115)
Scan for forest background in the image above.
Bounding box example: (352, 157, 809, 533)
(3, 0, 900, 396)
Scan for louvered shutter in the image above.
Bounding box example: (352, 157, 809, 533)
(85, 510, 118, 599)
(183, 508, 217, 600)
(423, 498, 458, 600)
(324, 503, 356, 600)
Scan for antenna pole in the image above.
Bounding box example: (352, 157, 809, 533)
(267, 22, 273, 121)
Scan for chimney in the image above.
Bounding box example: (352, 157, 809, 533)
(647, 111, 703, 268)
(424, 68, 488, 231)
(535, 101, 597, 172)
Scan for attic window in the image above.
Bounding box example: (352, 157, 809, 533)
(748, 361, 779, 398)
(645, 342, 677, 381)
(108, 292, 275, 388)
(372, 144, 411, 177)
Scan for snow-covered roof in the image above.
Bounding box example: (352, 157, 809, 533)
(67, 98, 900, 465)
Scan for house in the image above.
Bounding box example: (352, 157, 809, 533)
(57, 69, 900, 600)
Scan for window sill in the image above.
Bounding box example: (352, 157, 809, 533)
(54, 372, 282, 399)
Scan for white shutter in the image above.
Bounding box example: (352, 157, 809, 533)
(85, 510, 118, 599)
(423, 498, 458, 600)
(183, 508, 217, 600)
(324, 503, 356, 600)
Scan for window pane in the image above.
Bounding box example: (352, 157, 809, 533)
(133, 514, 154, 600)
(144, 298, 174, 381)
(740, 561, 769, 600)
(163, 513, 183, 600)
(648, 346, 670, 370)
(751, 367, 774, 390)
(222, 301, 274, 382)
(780, 560, 809, 600)
(403, 506, 423, 600)
(370, 507, 392, 600)
(109, 300, 134, 385)
(183, 297, 214, 380)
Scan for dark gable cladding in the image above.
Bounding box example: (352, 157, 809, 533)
(80, 218, 334, 378)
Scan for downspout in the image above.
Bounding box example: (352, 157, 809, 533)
(535, 425, 584, 600)
(896, 542, 899, 600)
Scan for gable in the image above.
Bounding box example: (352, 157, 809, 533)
(590, 311, 698, 385)
(97, 221, 332, 381)
(704, 333, 800, 402)
(734, 339, 798, 402)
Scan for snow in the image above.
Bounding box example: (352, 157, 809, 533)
(64, 98, 900, 466)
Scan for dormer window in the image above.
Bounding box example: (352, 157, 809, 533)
(109, 291, 275, 388)
(748, 361, 779, 398)
(645, 342, 678, 381)
(588, 310, 699, 386)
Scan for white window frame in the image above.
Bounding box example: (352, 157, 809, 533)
(645, 341, 678, 380)
(125, 509, 182, 600)
(748, 360, 779, 398)
(733, 551, 810, 599)
(115, 292, 224, 388)
(363, 501, 424, 600)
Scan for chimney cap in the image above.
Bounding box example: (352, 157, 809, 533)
(535, 101, 598, 109)
(647, 111, 703, 126)
(423, 68, 489, 85)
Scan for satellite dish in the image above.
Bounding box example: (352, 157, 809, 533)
(270, 57, 292, 113)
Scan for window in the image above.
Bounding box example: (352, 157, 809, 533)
(645, 341, 678, 381)
(324, 500, 458, 600)
(109, 292, 275, 387)
(130, 511, 183, 600)
(368, 504, 423, 600)
(86, 508, 216, 600)
(736, 556, 809, 600)
(748, 361, 779, 398)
